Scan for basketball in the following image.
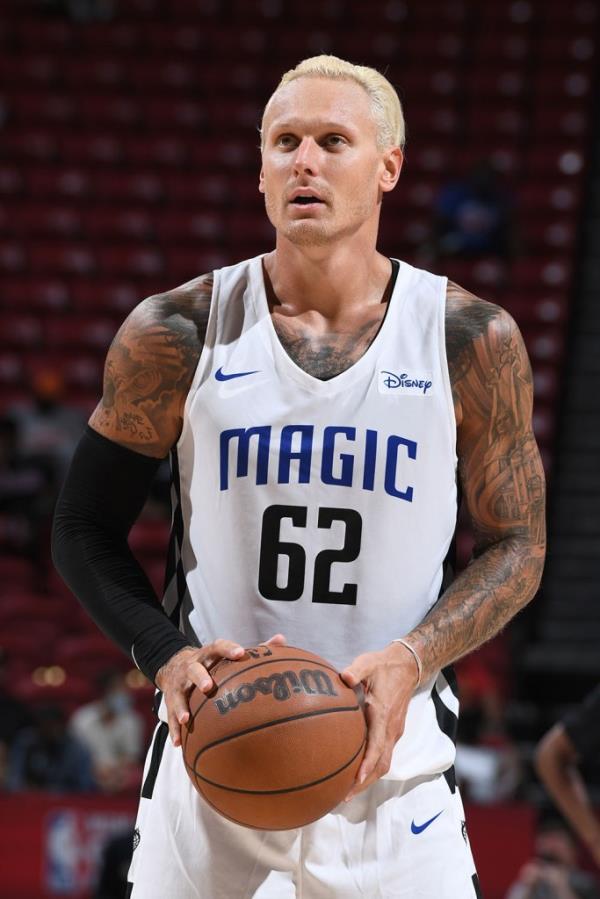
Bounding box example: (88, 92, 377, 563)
(182, 643, 367, 830)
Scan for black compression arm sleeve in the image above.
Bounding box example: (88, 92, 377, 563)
(51, 426, 190, 683)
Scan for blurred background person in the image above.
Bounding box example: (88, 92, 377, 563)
(425, 160, 515, 263)
(536, 686, 600, 870)
(69, 668, 144, 793)
(7, 704, 96, 793)
(505, 818, 600, 899)
(0, 647, 33, 789)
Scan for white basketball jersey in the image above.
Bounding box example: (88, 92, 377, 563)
(164, 254, 459, 782)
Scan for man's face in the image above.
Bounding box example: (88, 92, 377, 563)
(259, 77, 400, 248)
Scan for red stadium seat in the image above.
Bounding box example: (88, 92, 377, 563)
(94, 172, 165, 203)
(128, 520, 170, 556)
(0, 352, 24, 387)
(0, 594, 75, 632)
(0, 556, 36, 588)
(12, 205, 83, 239)
(512, 258, 572, 290)
(523, 220, 578, 255)
(526, 147, 586, 179)
(542, 0, 599, 28)
(60, 134, 125, 166)
(1, 277, 70, 312)
(29, 243, 97, 276)
(53, 635, 130, 680)
(0, 314, 42, 348)
(1, 130, 59, 163)
(123, 136, 189, 168)
(519, 182, 583, 216)
(472, 33, 531, 63)
(404, 105, 460, 139)
(83, 208, 156, 241)
(525, 328, 566, 365)
(141, 22, 207, 54)
(27, 166, 93, 200)
(0, 167, 24, 198)
(532, 70, 593, 103)
(538, 34, 597, 63)
(14, 20, 74, 51)
(43, 316, 116, 351)
(71, 281, 140, 315)
(13, 673, 95, 716)
(532, 105, 590, 139)
(97, 246, 165, 278)
(77, 94, 142, 128)
(12, 91, 78, 126)
(155, 210, 227, 244)
(465, 105, 526, 140)
(61, 57, 127, 89)
(468, 70, 528, 101)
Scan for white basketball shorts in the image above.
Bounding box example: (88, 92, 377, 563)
(127, 719, 482, 899)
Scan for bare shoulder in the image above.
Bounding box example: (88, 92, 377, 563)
(89, 273, 214, 457)
(445, 280, 529, 427)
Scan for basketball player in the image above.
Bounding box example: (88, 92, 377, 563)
(536, 685, 600, 869)
(52, 56, 546, 897)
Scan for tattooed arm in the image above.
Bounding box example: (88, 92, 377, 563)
(52, 277, 214, 685)
(406, 282, 546, 678)
(89, 274, 213, 455)
(343, 281, 546, 798)
(55, 273, 286, 743)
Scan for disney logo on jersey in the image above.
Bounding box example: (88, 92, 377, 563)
(214, 668, 337, 716)
(379, 370, 433, 395)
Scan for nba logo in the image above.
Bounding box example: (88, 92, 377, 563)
(45, 810, 84, 893)
(45, 808, 135, 894)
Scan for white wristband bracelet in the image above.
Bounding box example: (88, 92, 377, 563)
(392, 638, 423, 688)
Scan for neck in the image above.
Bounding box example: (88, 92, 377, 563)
(264, 232, 390, 320)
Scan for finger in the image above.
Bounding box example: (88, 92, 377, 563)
(202, 639, 245, 669)
(186, 661, 215, 692)
(345, 767, 379, 801)
(345, 734, 393, 802)
(264, 633, 287, 646)
(166, 692, 190, 747)
(355, 698, 387, 785)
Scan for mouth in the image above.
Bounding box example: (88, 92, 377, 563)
(289, 192, 326, 207)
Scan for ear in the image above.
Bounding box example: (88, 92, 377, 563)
(380, 147, 403, 193)
(258, 166, 265, 194)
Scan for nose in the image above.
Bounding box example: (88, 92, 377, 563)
(293, 137, 320, 177)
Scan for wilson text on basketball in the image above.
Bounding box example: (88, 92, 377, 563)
(214, 668, 337, 716)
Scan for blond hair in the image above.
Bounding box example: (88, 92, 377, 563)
(261, 54, 405, 151)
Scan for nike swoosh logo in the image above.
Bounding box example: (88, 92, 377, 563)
(215, 367, 260, 382)
(411, 810, 444, 834)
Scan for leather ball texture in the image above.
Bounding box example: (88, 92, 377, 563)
(182, 643, 367, 830)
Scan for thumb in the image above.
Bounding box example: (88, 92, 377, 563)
(264, 633, 287, 646)
(341, 653, 373, 689)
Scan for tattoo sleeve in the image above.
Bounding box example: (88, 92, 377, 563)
(407, 283, 546, 679)
(89, 274, 213, 457)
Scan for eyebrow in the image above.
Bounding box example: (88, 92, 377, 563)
(268, 120, 356, 135)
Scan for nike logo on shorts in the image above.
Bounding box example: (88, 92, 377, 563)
(215, 367, 259, 381)
(411, 810, 444, 834)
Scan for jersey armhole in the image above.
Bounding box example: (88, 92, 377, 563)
(176, 268, 220, 450)
(438, 275, 458, 467)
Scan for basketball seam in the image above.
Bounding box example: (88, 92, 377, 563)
(192, 702, 362, 765)
(192, 733, 367, 797)
(188, 653, 344, 723)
